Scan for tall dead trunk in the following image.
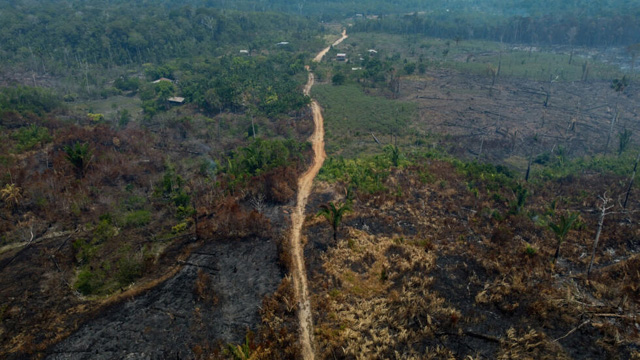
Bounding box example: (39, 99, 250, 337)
(251, 114, 256, 139)
(525, 154, 533, 182)
(544, 75, 557, 107)
(588, 196, 612, 277)
(623, 151, 640, 208)
(568, 48, 574, 65)
(554, 243, 562, 264)
(604, 107, 620, 152)
(477, 135, 485, 160)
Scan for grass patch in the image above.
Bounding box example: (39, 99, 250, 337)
(532, 151, 640, 181)
(319, 145, 408, 193)
(311, 84, 416, 157)
(73, 95, 143, 125)
(123, 210, 152, 228)
(446, 50, 622, 82)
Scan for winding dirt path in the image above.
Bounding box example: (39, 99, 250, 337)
(291, 29, 347, 360)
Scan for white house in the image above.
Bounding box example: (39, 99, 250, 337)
(152, 77, 173, 84)
(168, 97, 185, 104)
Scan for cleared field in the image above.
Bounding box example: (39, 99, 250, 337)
(338, 32, 625, 81)
(311, 83, 416, 157)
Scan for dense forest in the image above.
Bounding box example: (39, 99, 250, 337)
(0, 1, 321, 69)
(1, 0, 639, 359)
(351, 11, 640, 47)
(199, 0, 640, 20)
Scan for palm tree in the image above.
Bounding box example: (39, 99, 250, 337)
(549, 212, 579, 264)
(226, 334, 260, 360)
(1, 183, 22, 208)
(317, 201, 352, 241)
(384, 144, 401, 167)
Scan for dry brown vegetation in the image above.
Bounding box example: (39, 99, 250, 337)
(303, 159, 639, 359)
(0, 101, 314, 357)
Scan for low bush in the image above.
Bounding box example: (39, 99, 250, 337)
(123, 210, 151, 228)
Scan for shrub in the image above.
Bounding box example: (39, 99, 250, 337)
(172, 191, 190, 208)
(114, 76, 141, 92)
(524, 245, 537, 256)
(176, 205, 195, 220)
(75, 268, 103, 295)
(0, 86, 61, 115)
(332, 72, 346, 85)
(63, 142, 93, 179)
(318, 155, 391, 194)
(116, 256, 143, 286)
(118, 109, 131, 128)
(123, 210, 151, 228)
(404, 62, 416, 74)
(222, 138, 309, 183)
(73, 238, 99, 264)
(87, 113, 105, 123)
(13, 124, 51, 152)
(172, 222, 188, 234)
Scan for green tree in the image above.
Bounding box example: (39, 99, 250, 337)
(118, 109, 131, 128)
(13, 124, 51, 152)
(63, 142, 93, 179)
(114, 77, 140, 92)
(404, 62, 416, 75)
(332, 72, 346, 85)
(549, 212, 579, 264)
(154, 81, 176, 110)
(317, 201, 352, 241)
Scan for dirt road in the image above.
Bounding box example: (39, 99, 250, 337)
(291, 29, 347, 360)
(312, 29, 348, 63)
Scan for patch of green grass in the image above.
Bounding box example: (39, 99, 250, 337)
(73, 95, 143, 125)
(311, 84, 416, 157)
(123, 210, 152, 228)
(446, 50, 622, 81)
(319, 153, 395, 193)
(532, 151, 640, 181)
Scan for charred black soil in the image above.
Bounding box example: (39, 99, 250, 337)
(45, 237, 282, 359)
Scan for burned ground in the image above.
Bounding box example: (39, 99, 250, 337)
(307, 159, 640, 359)
(401, 69, 639, 165)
